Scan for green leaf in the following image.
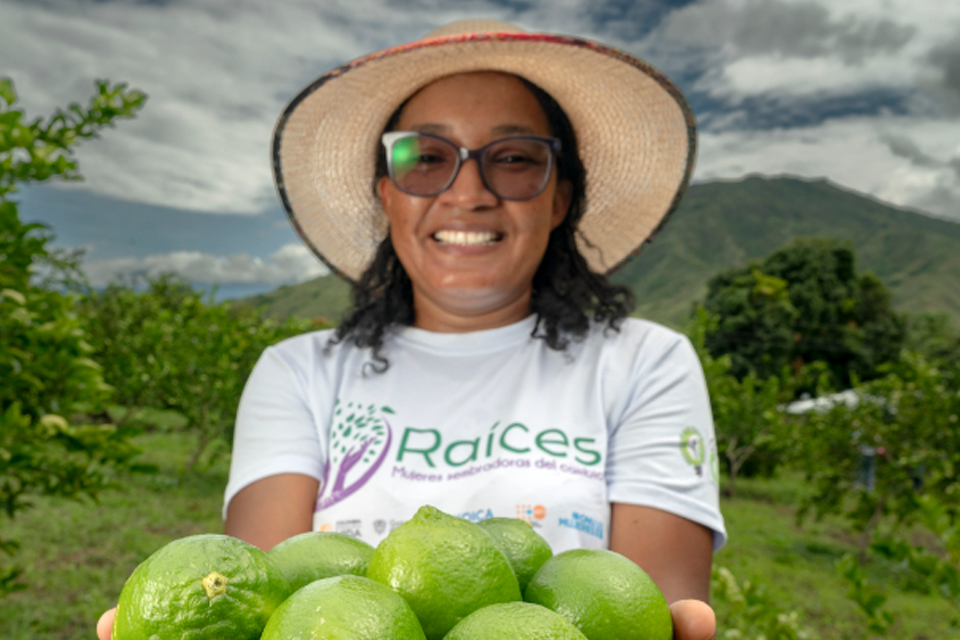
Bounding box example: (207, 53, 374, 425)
(0, 78, 15, 107)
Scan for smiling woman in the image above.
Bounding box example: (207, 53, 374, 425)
(328, 68, 634, 370)
(98, 18, 723, 640)
(379, 73, 569, 328)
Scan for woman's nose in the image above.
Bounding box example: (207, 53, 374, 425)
(438, 159, 498, 208)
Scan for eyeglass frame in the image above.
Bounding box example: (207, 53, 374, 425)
(381, 131, 563, 201)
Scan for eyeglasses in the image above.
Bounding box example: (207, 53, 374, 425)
(382, 131, 561, 201)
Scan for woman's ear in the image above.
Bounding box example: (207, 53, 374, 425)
(378, 175, 395, 221)
(551, 179, 573, 229)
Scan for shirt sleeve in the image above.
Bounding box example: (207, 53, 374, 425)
(222, 341, 326, 519)
(605, 327, 727, 550)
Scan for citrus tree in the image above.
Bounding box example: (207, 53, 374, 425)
(712, 370, 795, 496)
(685, 308, 795, 492)
(904, 312, 960, 369)
(795, 353, 960, 540)
(78, 275, 194, 427)
(156, 292, 318, 470)
(0, 78, 146, 594)
(703, 237, 906, 389)
(81, 275, 321, 471)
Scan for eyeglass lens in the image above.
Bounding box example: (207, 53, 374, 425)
(389, 134, 553, 200)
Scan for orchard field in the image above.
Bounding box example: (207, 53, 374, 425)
(3, 79, 960, 640)
(1, 420, 958, 640)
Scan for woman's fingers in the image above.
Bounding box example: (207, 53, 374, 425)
(97, 607, 116, 640)
(670, 598, 716, 640)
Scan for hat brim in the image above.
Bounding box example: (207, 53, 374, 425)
(273, 32, 696, 282)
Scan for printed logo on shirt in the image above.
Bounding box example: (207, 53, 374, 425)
(373, 519, 387, 534)
(335, 519, 362, 538)
(558, 511, 604, 539)
(318, 522, 333, 532)
(318, 402, 605, 511)
(316, 401, 395, 512)
(396, 422, 602, 468)
(680, 426, 705, 477)
(389, 421, 604, 486)
(516, 504, 547, 523)
(458, 507, 495, 522)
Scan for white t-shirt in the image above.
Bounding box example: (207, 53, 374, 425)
(224, 315, 726, 553)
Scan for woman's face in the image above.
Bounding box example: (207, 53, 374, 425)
(378, 71, 571, 332)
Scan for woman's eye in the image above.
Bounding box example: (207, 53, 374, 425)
(494, 153, 537, 165)
(417, 153, 449, 164)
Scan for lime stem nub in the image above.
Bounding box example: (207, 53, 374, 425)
(202, 571, 228, 598)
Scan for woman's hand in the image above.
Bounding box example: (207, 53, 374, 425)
(671, 599, 716, 640)
(609, 503, 717, 639)
(97, 607, 115, 640)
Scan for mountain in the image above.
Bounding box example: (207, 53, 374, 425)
(239, 176, 960, 328)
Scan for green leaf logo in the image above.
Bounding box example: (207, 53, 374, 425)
(680, 427, 706, 473)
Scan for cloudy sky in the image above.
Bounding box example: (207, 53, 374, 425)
(3, 0, 959, 298)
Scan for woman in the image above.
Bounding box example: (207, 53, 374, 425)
(99, 19, 724, 640)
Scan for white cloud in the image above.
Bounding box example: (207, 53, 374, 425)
(715, 53, 913, 100)
(654, 0, 960, 108)
(696, 115, 960, 220)
(0, 0, 518, 214)
(83, 242, 329, 287)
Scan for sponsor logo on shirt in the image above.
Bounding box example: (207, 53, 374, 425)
(558, 511, 604, 539)
(342, 519, 403, 536)
(516, 504, 547, 523)
(458, 508, 494, 522)
(316, 401, 395, 511)
(335, 519, 362, 538)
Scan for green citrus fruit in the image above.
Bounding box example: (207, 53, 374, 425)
(365, 505, 521, 640)
(443, 601, 589, 640)
(260, 574, 426, 640)
(477, 517, 553, 590)
(268, 531, 374, 593)
(523, 548, 672, 640)
(112, 533, 288, 640)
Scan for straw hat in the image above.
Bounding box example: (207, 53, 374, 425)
(272, 19, 696, 282)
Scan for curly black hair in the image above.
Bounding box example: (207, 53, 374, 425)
(326, 75, 635, 373)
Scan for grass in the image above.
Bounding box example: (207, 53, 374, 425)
(716, 471, 959, 639)
(1, 429, 958, 639)
(0, 429, 228, 640)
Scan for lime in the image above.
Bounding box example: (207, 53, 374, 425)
(260, 574, 426, 640)
(268, 531, 374, 593)
(524, 548, 672, 640)
(112, 533, 288, 640)
(477, 517, 553, 590)
(443, 601, 589, 640)
(366, 505, 521, 640)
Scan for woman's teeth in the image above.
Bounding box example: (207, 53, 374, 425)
(433, 230, 501, 245)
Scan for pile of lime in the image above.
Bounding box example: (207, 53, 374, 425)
(111, 505, 672, 640)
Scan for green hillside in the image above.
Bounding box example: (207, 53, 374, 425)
(239, 272, 353, 324)
(241, 176, 960, 327)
